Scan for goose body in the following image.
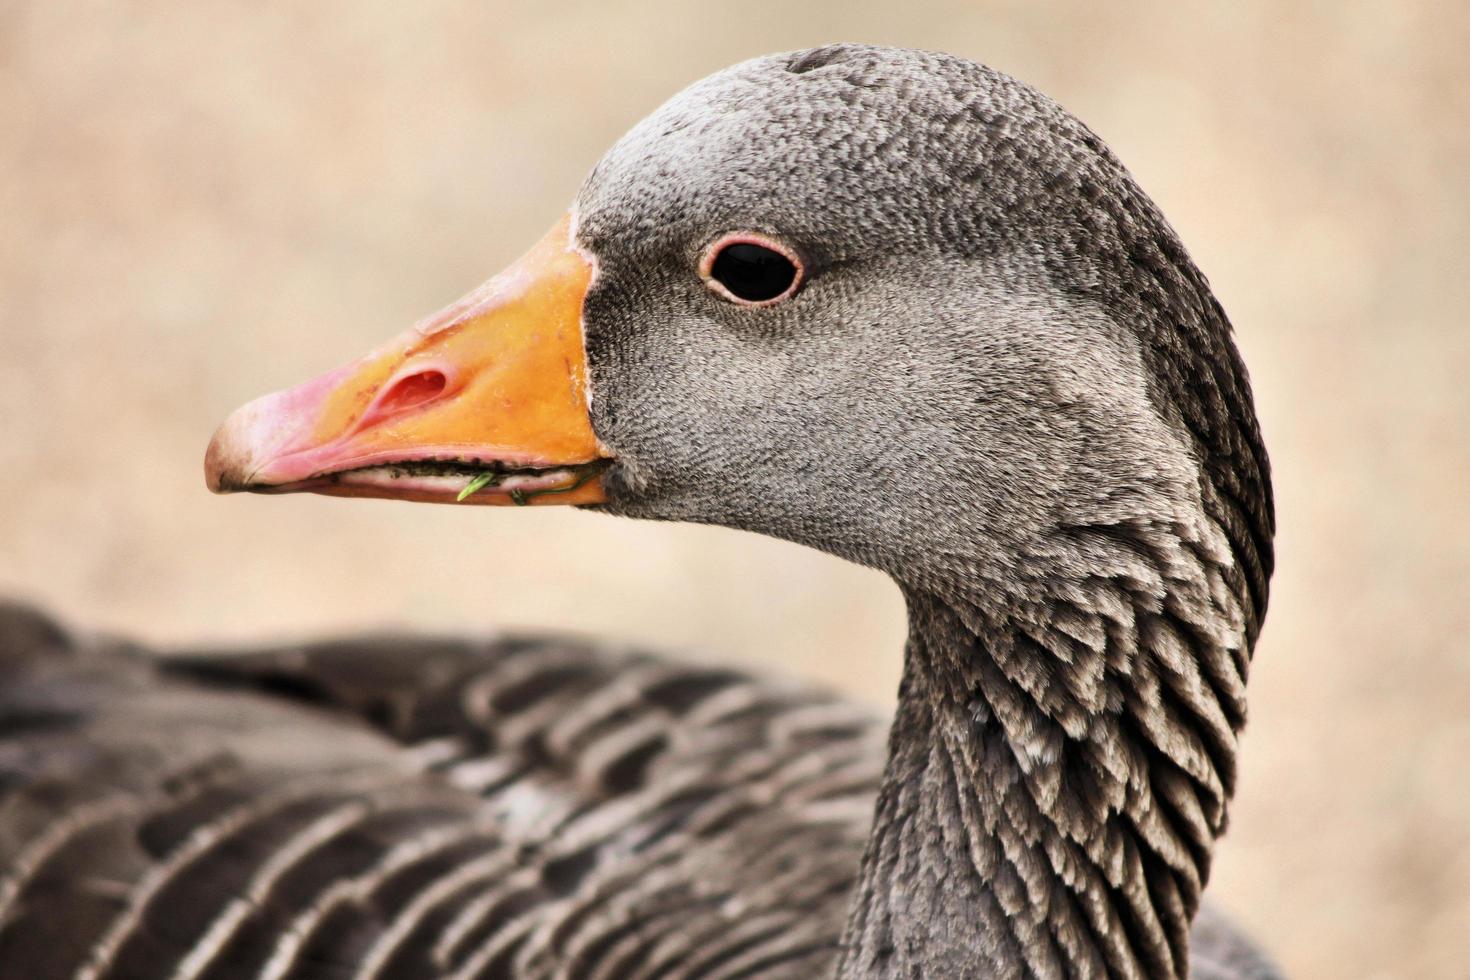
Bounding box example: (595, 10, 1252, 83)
(1, 45, 1277, 979)
(0, 606, 1274, 979)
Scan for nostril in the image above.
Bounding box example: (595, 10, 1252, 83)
(376, 369, 448, 416)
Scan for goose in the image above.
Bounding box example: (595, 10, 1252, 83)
(0, 44, 1278, 979)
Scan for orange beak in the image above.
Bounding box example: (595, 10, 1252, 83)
(204, 212, 609, 507)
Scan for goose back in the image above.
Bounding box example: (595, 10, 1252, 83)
(0, 603, 1276, 979)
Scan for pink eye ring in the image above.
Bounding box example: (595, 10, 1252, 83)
(699, 233, 804, 306)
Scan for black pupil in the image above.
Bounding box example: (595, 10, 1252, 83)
(710, 242, 798, 302)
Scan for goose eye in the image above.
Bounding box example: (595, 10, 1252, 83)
(702, 237, 802, 305)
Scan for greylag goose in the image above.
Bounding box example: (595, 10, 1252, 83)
(0, 44, 1277, 979)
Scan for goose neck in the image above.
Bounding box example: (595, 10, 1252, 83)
(839, 583, 1241, 979)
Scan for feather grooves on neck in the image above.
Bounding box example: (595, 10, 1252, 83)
(838, 511, 1249, 980)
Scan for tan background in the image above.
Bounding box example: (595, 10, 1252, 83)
(3, 2, 1466, 977)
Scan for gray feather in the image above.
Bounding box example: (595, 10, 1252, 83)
(0, 603, 1275, 978)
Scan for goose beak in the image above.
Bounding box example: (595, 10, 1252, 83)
(204, 212, 610, 507)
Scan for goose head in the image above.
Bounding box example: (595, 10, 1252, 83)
(206, 44, 1271, 621)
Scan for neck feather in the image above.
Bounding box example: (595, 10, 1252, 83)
(838, 511, 1250, 979)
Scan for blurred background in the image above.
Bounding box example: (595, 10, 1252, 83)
(2, 2, 1466, 977)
